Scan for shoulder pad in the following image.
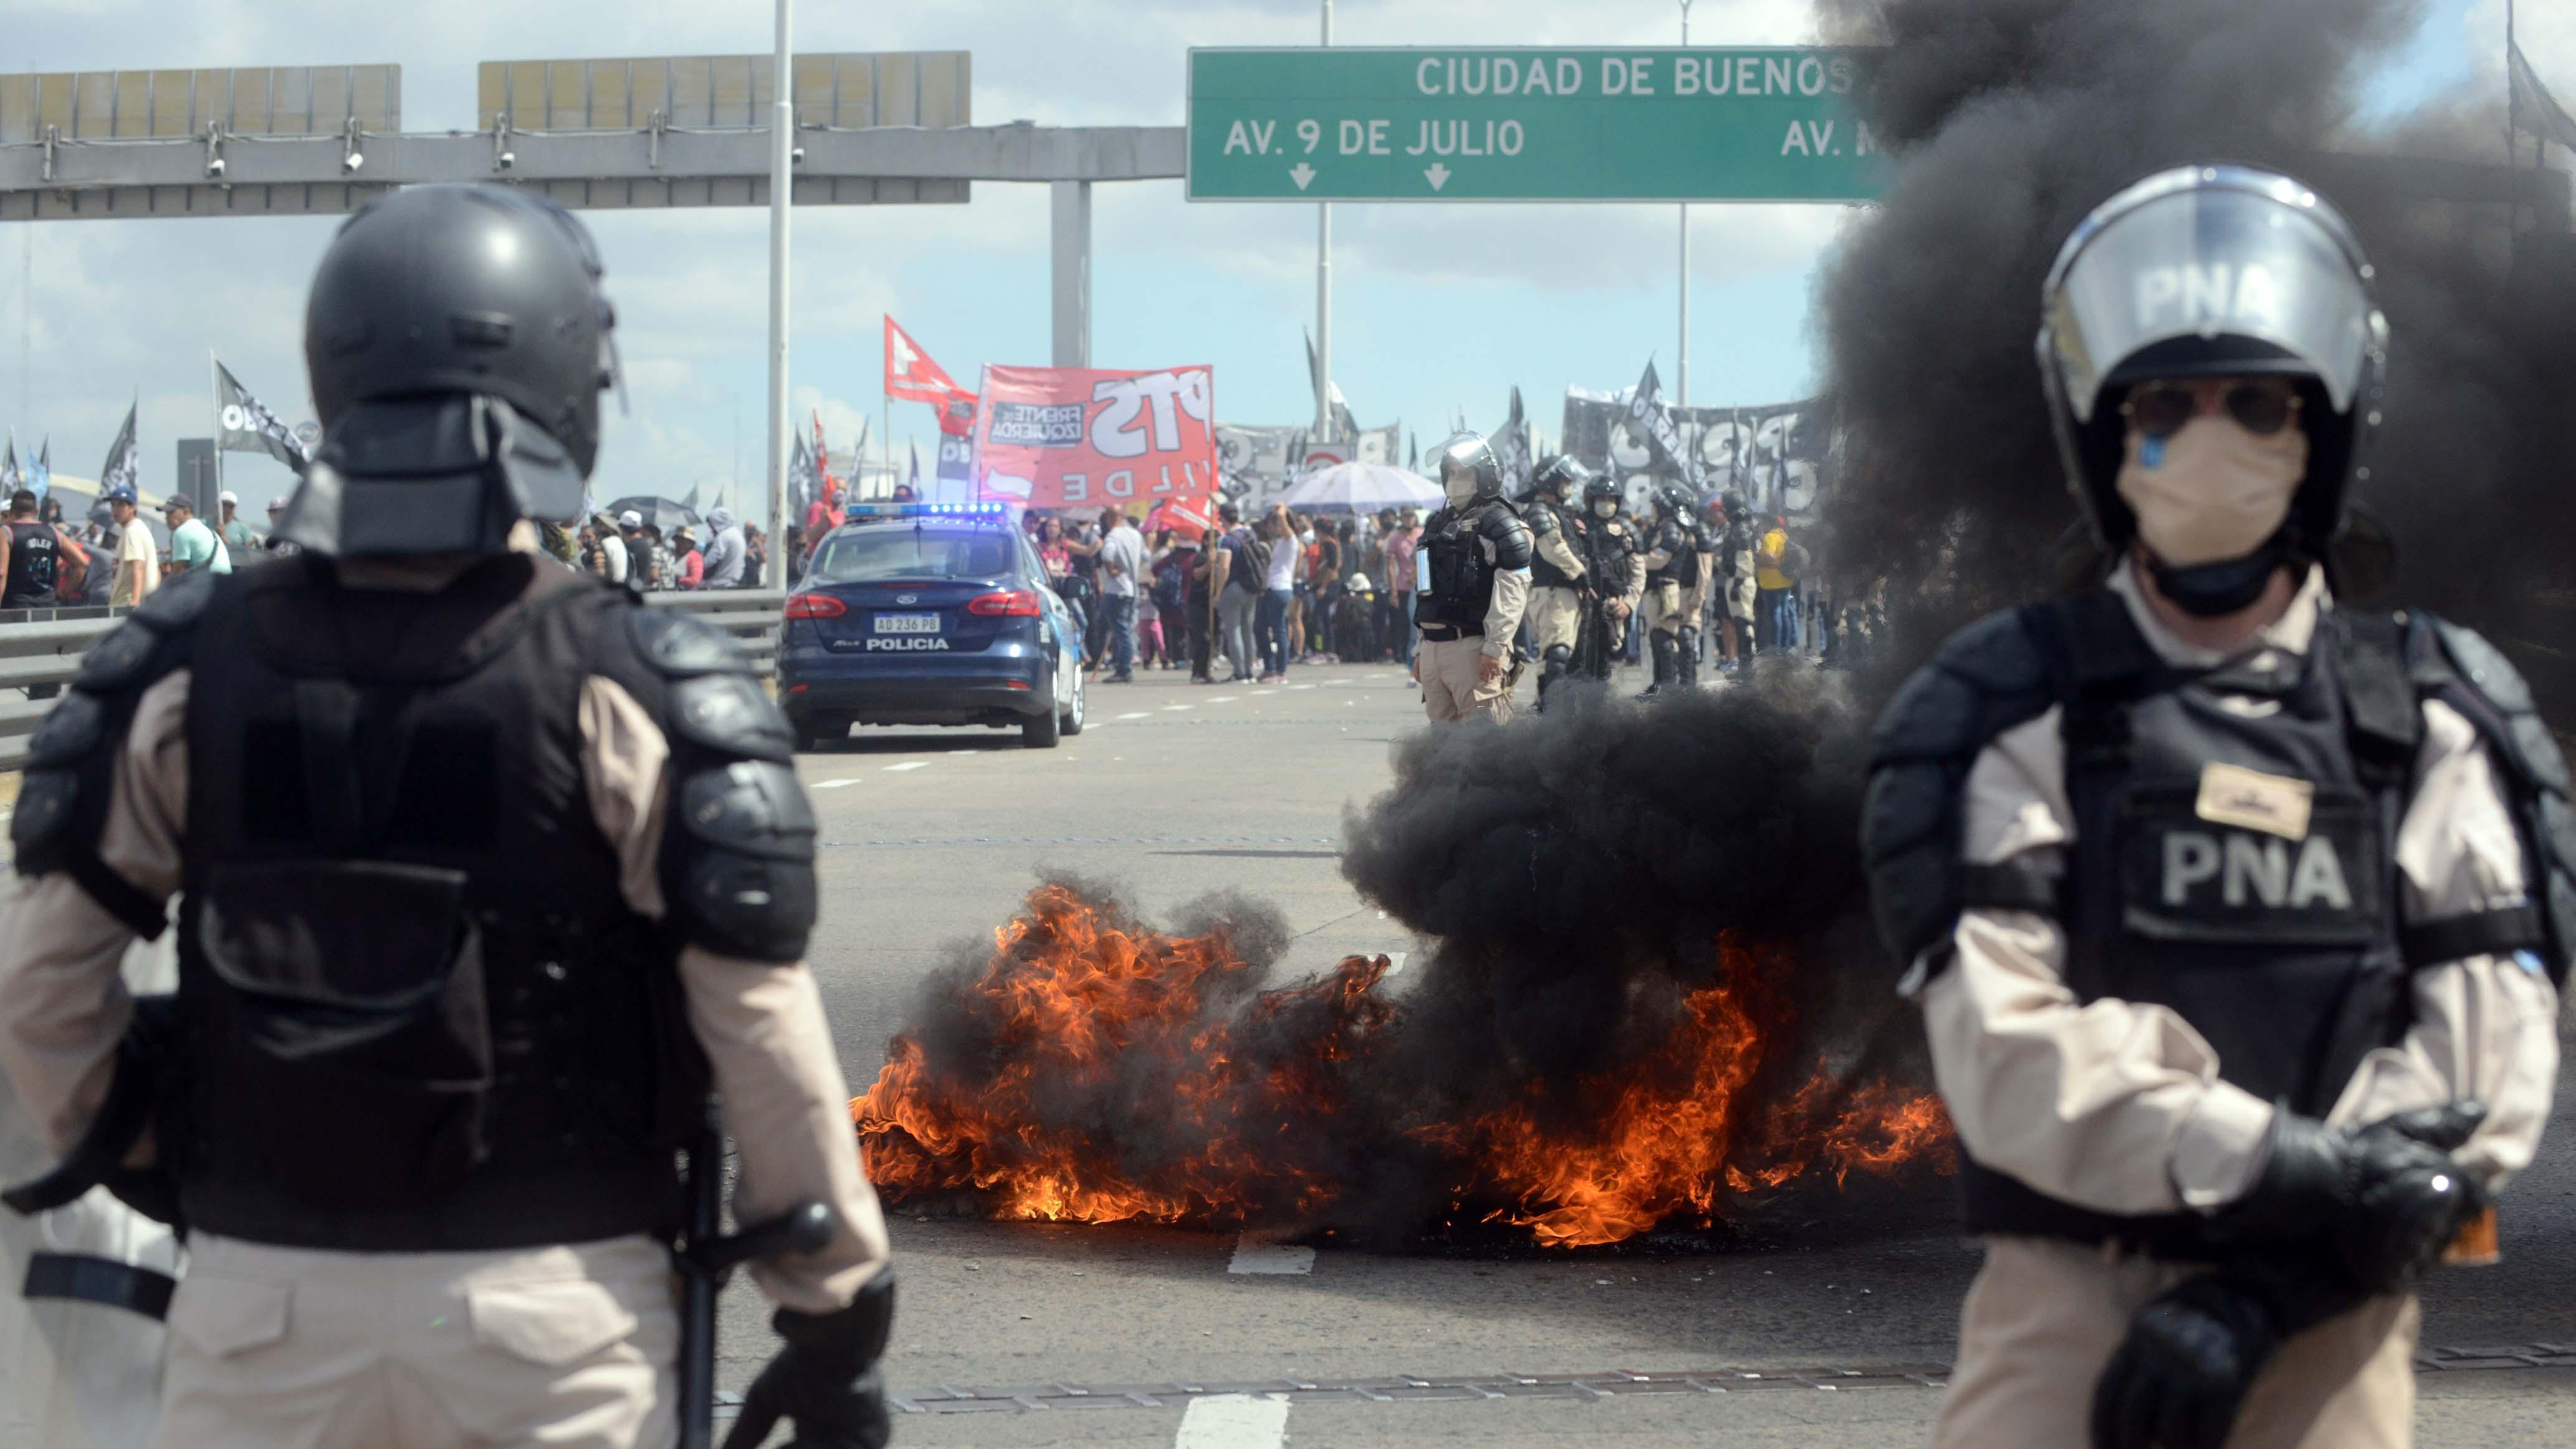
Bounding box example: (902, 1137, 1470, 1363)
(2414, 616, 2576, 984)
(2430, 617, 2537, 718)
(670, 672, 795, 763)
(629, 608, 756, 678)
(131, 568, 219, 632)
(74, 620, 162, 693)
(1484, 511, 1534, 568)
(1861, 606, 2070, 971)
(1528, 505, 1559, 536)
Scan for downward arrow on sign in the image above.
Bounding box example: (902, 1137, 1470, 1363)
(1424, 163, 1452, 191)
(1290, 163, 1317, 191)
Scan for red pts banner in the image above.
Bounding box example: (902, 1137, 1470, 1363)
(970, 364, 1219, 511)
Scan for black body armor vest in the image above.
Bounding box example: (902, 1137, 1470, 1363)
(1864, 587, 2576, 1260)
(172, 556, 702, 1251)
(1417, 500, 1527, 634)
(1585, 516, 1638, 592)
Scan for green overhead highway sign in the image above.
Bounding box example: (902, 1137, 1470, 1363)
(1186, 47, 1887, 204)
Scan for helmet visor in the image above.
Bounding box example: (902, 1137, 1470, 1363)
(2045, 171, 2377, 423)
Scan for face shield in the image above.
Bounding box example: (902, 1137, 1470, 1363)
(1429, 430, 1499, 507)
(2041, 166, 2382, 425)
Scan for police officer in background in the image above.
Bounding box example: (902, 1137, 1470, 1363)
(0, 185, 894, 1449)
(1864, 166, 2571, 1449)
(1571, 473, 1646, 685)
(1636, 484, 1705, 696)
(1413, 430, 1533, 723)
(1523, 455, 1593, 705)
(1714, 491, 1759, 673)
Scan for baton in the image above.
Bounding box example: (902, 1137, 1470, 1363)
(679, 1097, 836, 1449)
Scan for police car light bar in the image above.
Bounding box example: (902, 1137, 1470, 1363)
(841, 503, 1013, 521)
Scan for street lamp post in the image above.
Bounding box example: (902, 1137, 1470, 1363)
(765, 0, 794, 585)
(1316, 0, 1335, 441)
(1678, 0, 1694, 410)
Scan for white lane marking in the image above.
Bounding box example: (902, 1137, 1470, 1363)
(1250, 690, 1277, 697)
(1209, 695, 1239, 703)
(1117, 711, 1154, 720)
(1176, 1395, 1289, 1449)
(1162, 704, 1194, 711)
(883, 762, 928, 772)
(949, 749, 988, 756)
(1327, 678, 1355, 685)
(1226, 1233, 1315, 1275)
(809, 779, 862, 790)
(1289, 684, 1315, 691)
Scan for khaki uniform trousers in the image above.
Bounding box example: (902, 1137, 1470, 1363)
(1936, 1236, 2418, 1449)
(156, 1232, 680, 1449)
(1725, 574, 1757, 624)
(1419, 635, 1513, 723)
(1531, 586, 1586, 656)
(1643, 581, 1688, 639)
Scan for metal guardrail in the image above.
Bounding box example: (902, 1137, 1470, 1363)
(0, 587, 785, 774)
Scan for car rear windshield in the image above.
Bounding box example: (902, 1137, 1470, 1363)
(809, 526, 1019, 583)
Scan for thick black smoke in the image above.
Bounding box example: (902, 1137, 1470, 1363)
(1815, 0, 2576, 713)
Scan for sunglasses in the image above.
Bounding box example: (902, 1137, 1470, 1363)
(2121, 381, 2303, 440)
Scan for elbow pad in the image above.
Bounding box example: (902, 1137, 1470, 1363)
(609, 609, 819, 962)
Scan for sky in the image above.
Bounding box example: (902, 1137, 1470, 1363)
(2, 0, 2569, 506)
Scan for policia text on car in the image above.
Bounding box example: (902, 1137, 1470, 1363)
(0, 186, 895, 1449)
(1865, 166, 2575, 1449)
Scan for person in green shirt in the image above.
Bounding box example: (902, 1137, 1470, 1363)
(216, 490, 259, 556)
(163, 494, 234, 577)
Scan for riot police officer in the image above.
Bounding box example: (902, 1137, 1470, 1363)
(1524, 455, 1593, 704)
(0, 186, 894, 1449)
(1413, 430, 1534, 723)
(1864, 165, 2570, 1449)
(1572, 474, 1646, 685)
(1637, 484, 1706, 695)
(1713, 492, 1759, 672)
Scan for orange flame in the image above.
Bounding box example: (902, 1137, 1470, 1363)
(852, 886, 1952, 1245)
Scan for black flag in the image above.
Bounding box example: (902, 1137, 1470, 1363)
(216, 361, 311, 476)
(1494, 387, 1534, 495)
(1627, 361, 1703, 493)
(99, 402, 140, 499)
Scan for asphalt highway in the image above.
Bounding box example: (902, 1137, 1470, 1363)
(726, 660, 2576, 1448)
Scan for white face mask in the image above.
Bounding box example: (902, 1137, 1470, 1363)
(1442, 468, 1478, 508)
(1593, 500, 1619, 518)
(2114, 415, 2308, 567)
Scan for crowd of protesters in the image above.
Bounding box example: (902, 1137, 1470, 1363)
(566, 505, 766, 594)
(0, 485, 274, 612)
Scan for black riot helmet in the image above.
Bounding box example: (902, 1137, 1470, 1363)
(280, 184, 619, 557)
(1583, 475, 1624, 511)
(1652, 483, 1693, 520)
(2038, 165, 2387, 593)
(1428, 430, 1504, 506)
(1534, 455, 1591, 500)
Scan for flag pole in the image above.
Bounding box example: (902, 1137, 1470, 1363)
(209, 349, 225, 507)
(763, 0, 794, 588)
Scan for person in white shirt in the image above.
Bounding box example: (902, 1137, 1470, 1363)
(1093, 507, 1148, 683)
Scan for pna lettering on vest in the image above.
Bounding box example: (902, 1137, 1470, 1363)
(2163, 830, 2354, 911)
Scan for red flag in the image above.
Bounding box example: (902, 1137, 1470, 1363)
(885, 317, 970, 407)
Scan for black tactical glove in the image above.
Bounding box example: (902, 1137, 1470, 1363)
(2091, 1273, 2281, 1449)
(2214, 1101, 2488, 1295)
(723, 1271, 895, 1449)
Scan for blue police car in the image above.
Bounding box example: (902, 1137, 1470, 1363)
(778, 505, 1088, 749)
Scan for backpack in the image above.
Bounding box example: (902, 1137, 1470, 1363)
(1151, 556, 1187, 613)
(1230, 534, 1270, 593)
